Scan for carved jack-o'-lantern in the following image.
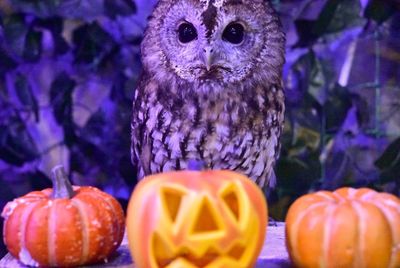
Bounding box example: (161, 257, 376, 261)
(126, 170, 268, 268)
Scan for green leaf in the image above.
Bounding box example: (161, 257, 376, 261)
(104, 0, 136, 19)
(50, 72, 75, 126)
(9, 0, 60, 18)
(316, 0, 362, 34)
(34, 17, 69, 55)
(34, 16, 63, 33)
(10, 0, 104, 20)
(72, 22, 116, 67)
(364, 0, 396, 24)
(23, 28, 42, 62)
(292, 51, 333, 106)
(325, 84, 353, 133)
(15, 73, 39, 121)
(0, 46, 18, 75)
(294, 0, 363, 47)
(28, 170, 52, 191)
(375, 137, 400, 170)
(3, 14, 29, 57)
(0, 114, 39, 166)
(276, 153, 321, 195)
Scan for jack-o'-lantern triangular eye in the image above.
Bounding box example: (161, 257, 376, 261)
(192, 197, 221, 233)
(222, 190, 240, 221)
(161, 187, 185, 223)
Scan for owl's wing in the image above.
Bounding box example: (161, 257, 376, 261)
(130, 88, 140, 169)
(130, 74, 152, 179)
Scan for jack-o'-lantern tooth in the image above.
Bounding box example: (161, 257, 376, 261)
(227, 243, 245, 260)
(192, 198, 221, 234)
(161, 187, 185, 223)
(165, 257, 197, 268)
(152, 232, 175, 267)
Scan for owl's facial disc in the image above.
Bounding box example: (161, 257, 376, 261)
(168, 16, 253, 84)
(143, 0, 285, 86)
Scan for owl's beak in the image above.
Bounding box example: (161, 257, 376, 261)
(203, 47, 215, 71)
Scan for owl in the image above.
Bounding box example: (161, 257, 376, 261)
(131, 0, 285, 189)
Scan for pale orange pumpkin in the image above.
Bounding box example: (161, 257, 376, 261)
(126, 170, 268, 268)
(285, 187, 400, 268)
(1, 165, 125, 267)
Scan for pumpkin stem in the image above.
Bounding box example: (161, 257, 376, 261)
(187, 160, 205, 171)
(51, 165, 75, 199)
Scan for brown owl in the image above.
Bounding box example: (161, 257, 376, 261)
(131, 0, 285, 189)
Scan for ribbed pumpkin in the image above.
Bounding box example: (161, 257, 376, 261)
(127, 170, 268, 268)
(285, 187, 400, 268)
(1, 165, 125, 267)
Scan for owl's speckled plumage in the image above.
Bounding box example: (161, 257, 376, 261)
(131, 0, 285, 188)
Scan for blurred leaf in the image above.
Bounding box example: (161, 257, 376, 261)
(58, 0, 104, 20)
(104, 0, 136, 19)
(0, 178, 15, 206)
(23, 28, 42, 62)
(9, 0, 60, 18)
(50, 72, 76, 142)
(69, 138, 109, 181)
(288, 92, 321, 132)
(292, 51, 331, 105)
(34, 17, 69, 55)
(375, 137, 400, 169)
(0, 115, 39, 166)
(317, 0, 362, 34)
(276, 153, 321, 195)
(3, 14, 29, 57)
(325, 84, 353, 133)
(0, 45, 18, 74)
(294, 20, 320, 48)
(34, 16, 63, 33)
(364, 0, 396, 24)
(72, 22, 116, 66)
(15, 73, 39, 121)
(52, 32, 69, 55)
(291, 126, 321, 153)
(295, 0, 362, 47)
(28, 169, 52, 190)
(119, 154, 137, 188)
(312, 0, 343, 36)
(10, 0, 104, 19)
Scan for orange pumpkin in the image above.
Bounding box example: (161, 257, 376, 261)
(1, 165, 125, 267)
(285, 187, 400, 268)
(126, 170, 267, 268)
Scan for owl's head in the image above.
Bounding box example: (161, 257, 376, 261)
(141, 0, 285, 87)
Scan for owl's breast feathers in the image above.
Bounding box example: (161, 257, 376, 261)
(131, 76, 284, 188)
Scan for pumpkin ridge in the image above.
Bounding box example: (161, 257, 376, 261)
(358, 190, 376, 201)
(101, 193, 125, 248)
(71, 199, 90, 264)
(322, 204, 336, 267)
(75, 191, 109, 260)
(316, 191, 337, 201)
(18, 201, 40, 264)
(48, 200, 58, 267)
(289, 202, 326, 265)
(351, 201, 369, 268)
(81, 190, 123, 252)
(365, 196, 399, 268)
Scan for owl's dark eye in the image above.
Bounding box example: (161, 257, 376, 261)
(178, 23, 198, 43)
(222, 23, 245, 44)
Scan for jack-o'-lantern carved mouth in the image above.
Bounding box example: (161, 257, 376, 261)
(150, 184, 248, 267)
(153, 233, 246, 267)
